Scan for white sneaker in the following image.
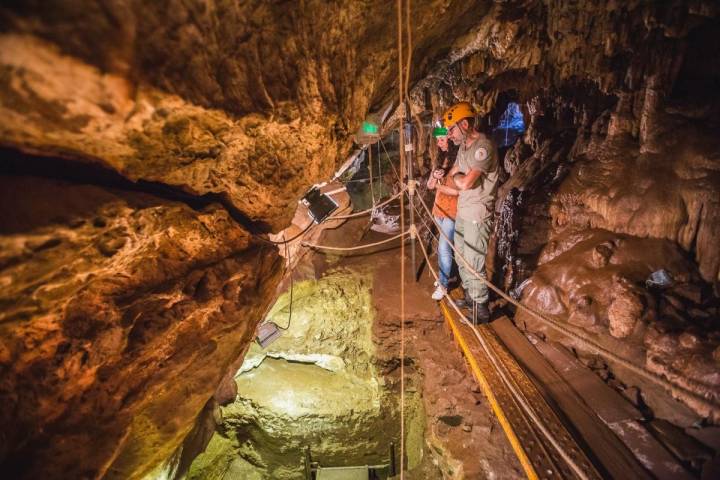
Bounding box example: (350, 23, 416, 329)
(431, 285, 447, 301)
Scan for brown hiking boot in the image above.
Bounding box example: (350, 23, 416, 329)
(471, 302, 490, 325)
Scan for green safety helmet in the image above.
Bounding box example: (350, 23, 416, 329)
(432, 126, 448, 138)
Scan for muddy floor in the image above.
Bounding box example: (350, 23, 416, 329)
(322, 226, 524, 479)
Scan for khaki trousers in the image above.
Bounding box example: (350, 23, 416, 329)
(454, 216, 492, 304)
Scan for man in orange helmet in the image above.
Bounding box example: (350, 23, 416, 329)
(440, 101, 500, 323)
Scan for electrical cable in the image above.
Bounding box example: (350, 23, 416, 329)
(276, 233, 294, 331)
(380, 138, 403, 185)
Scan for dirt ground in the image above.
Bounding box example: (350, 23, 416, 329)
(310, 226, 524, 479)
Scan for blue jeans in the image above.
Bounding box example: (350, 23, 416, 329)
(435, 216, 455, 288)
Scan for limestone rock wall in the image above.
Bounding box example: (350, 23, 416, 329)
(0, 2, 495, 478)
(0, 173, 283, 479)
(1, 0, 720, 476)
(0, 1, 494, 230)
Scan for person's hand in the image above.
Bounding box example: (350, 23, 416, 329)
(432, 168, 445, 180)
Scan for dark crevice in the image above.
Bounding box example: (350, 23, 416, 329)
(0, 147, 274, 234)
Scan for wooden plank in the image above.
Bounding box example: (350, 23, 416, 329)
(515, 321, 695, 480)
(445, 306, 602, 479)
(535, 338, 695, 480)
(607, 419, 696, 480)
(490, 316, 652, 480)
(532, 339, 642, 425)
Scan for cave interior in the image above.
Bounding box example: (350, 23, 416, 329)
(0, 1, 719, 479)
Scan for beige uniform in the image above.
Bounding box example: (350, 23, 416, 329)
(453, 135, 500, 222)
(452, 134, 499, 305)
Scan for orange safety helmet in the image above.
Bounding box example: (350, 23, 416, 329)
(442, 101, 476, 128)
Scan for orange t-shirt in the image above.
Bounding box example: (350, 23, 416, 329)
(432, 179, 458, 219)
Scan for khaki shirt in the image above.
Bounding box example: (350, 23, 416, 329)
(453, 135, 499, 222)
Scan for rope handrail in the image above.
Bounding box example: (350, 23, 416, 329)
(415, 219, 594, 480)
(301, 229, 409, 252)
(380, 138, 403, 184)
(413, 192, 720, 417)
(327, 189, 404, 220)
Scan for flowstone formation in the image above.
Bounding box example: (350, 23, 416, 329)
(518, 230, 720, 416)
(186, 271, 423, 480)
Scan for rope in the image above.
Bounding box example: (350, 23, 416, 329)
(404, 0, 412, 102)
(414, 206, 592, 480)
(377, 141, 383, 194)
(276, 233, 294, 330)
(253, 222, 315, 246)
(369, 143, 377, 207)
(327, 190, 404, 220)
(343, 176, 385, 184)
(396, 1, 406, 476)
(413, 193, 720, 417)
(258, 162, 403, 250)
(380, 138, 402, 185)
(301, 230, 409, 252)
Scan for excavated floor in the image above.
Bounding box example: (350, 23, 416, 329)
(184, 218, 523, 479)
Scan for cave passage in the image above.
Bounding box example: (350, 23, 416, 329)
(1, 1, 720, 480)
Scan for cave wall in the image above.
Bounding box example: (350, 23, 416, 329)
(0, 1, 499, 478)
(1, 0, 719, 478)
(412, 0, 720, 418)
(0, 173, 286, 478)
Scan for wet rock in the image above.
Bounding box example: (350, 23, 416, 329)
(519, 230, 719, 417)
(608, 277, 644, 339)
(673, 283, 704, 305)
(591, 242, 614, 268)
(678, 331, 702, 350)
(568, 294, 597, 327)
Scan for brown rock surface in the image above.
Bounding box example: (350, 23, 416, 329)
(518, 229, 720, 417)
(0, 0, 719, 476)
(554, 132, 720, 289)
(0, 34, 335, 230)
(0, 174, 282, 479)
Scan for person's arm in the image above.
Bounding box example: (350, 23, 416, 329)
(426, 168, 445, 190)
(452, 169, 482, 190)
(437, 184, 459, 196)
(452, 142, 491, 190)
